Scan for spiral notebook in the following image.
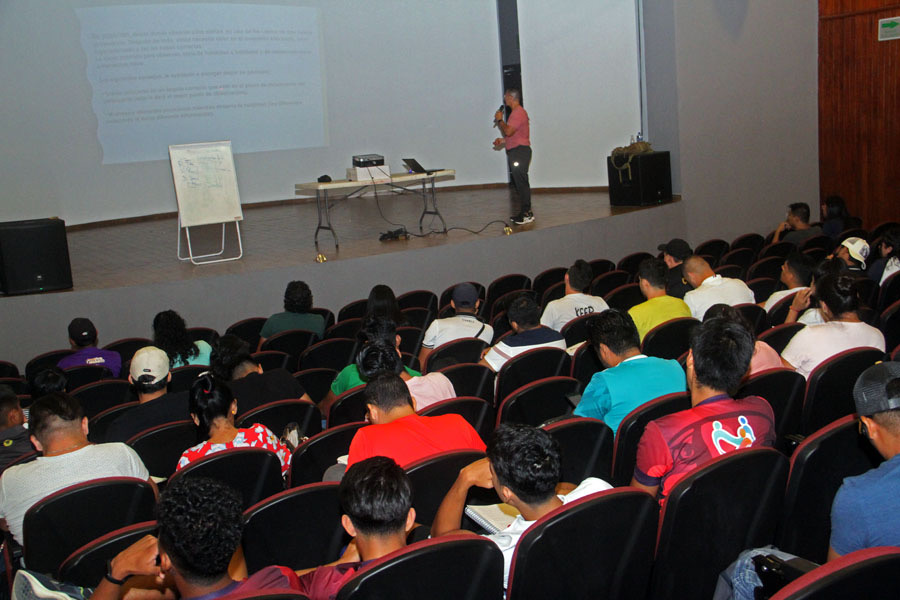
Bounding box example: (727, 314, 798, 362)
(464, 502, 520, 534)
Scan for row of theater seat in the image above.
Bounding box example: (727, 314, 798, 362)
(16, 415, 894, 600)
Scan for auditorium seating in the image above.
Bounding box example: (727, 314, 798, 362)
(23, 477, 157, 576)
(542, 417, 614, 483)
(649, 448, 789, 600)
(418, 396, 494, 442)
(293, 367, 338, 405)
(496, 376, 580, 428)
(801, 347, 885, 434)
(404, 450, 490, 526)
(237, 398, 322, 439)
(57, 521, 157, 587)
(481, 273, 531, 320)
(327, 386, 367, 428)
(495, 347, 570, 407)
(243, 482, 347, 572)
(531, 267, 567, 303)
(259, 329, 319, 371)
(335, 535, 504, 600)
(325, 318, 363, 340)
(127, 420, 200, 478)
(10, 227, 900, 597)
(168, 447, 284, 509)
(769, 546, 900, 600)
(506, 488, 657, 600)
(422, 337, 489, 373)
(776, 415, 883, 563)
(225, 317, 267, 350)
(289, 422, 365, 487)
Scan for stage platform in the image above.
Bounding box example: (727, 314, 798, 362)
(1, 187, 687, 370)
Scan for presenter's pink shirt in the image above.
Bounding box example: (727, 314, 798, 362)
(505, 106, 530, 150)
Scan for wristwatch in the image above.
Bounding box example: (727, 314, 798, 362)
(105, 559, 132, 585)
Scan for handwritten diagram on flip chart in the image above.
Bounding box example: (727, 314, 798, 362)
(169, 141, 243, 228)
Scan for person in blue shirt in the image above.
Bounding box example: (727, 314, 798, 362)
(573, 309, 686, 435)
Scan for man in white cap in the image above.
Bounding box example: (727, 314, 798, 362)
(832, 236, 869, 273)
(104, 346, 190, 443)
(418, 283, 493, 368)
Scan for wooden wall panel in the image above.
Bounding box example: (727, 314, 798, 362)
(819, 2, 900, 228)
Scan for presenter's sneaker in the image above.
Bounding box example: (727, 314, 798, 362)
(510, 211, 534, 225)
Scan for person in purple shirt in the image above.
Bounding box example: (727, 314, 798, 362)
(56, 317, 122, 378)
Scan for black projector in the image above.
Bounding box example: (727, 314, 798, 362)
(352, 154, 385, 168)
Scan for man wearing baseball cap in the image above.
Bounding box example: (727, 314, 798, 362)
(831, 236, 869, 273)
(56, 317, 122, 377)
(418, 283, 493, 368)
(658, 238, 693, 299)
(104, 346, 190, 444)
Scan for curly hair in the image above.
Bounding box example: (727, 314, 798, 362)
(153, 310, 197, 367)
(209, 335, 252, 381)
(284, 281, 313, 313)
(157, 477, 243, 584)
(487, 424, 560, 506)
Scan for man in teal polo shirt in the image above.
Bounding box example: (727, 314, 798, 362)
(574, 309, 686, 435)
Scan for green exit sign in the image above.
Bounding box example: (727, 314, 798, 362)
(879, 17, 900, 41)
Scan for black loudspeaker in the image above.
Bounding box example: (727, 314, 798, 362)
(0, 218, 73, 295)
(607, 150, 673, 206)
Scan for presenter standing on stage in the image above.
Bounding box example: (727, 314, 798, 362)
(493, 89, 533, 225)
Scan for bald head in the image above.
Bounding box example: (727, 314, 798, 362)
(683, 256, 715, 288)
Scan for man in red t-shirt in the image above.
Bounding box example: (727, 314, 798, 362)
(346, 372, 485, 468)
(631, 318, 775, 503)
(493, 88, 533, 225)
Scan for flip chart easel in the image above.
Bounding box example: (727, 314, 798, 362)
(169, 141, 243, 265)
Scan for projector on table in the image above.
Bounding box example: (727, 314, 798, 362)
(352, 154, 384, 168)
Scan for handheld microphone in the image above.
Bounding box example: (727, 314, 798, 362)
(493, 104, 505, 127)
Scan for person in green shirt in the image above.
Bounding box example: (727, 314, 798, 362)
(319, 316, 419, 418)
(258, 280, 326, 349)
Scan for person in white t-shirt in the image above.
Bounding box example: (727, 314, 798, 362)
(782, 273, 886, 378)
(0, 392, 153, 544)
(418, 283, 493, 369)
(784, 256, 848, 326)
(682, 256, 755, 319)
(762, 252, 815, 313)
(540, 259, 609, 331)
(431, 424, 612, 588)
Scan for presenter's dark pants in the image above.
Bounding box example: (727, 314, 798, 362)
(506, 145, 532, 213)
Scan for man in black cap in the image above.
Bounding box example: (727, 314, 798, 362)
(56, 317, 122, 377)
(658, 238, 693, 299)
(418, 283, 493, 368)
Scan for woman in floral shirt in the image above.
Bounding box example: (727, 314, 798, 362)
(177, 373, 291, 476)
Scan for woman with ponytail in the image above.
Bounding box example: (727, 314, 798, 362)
(176, 373, 291, 475)
(781, 273, 885, 378)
